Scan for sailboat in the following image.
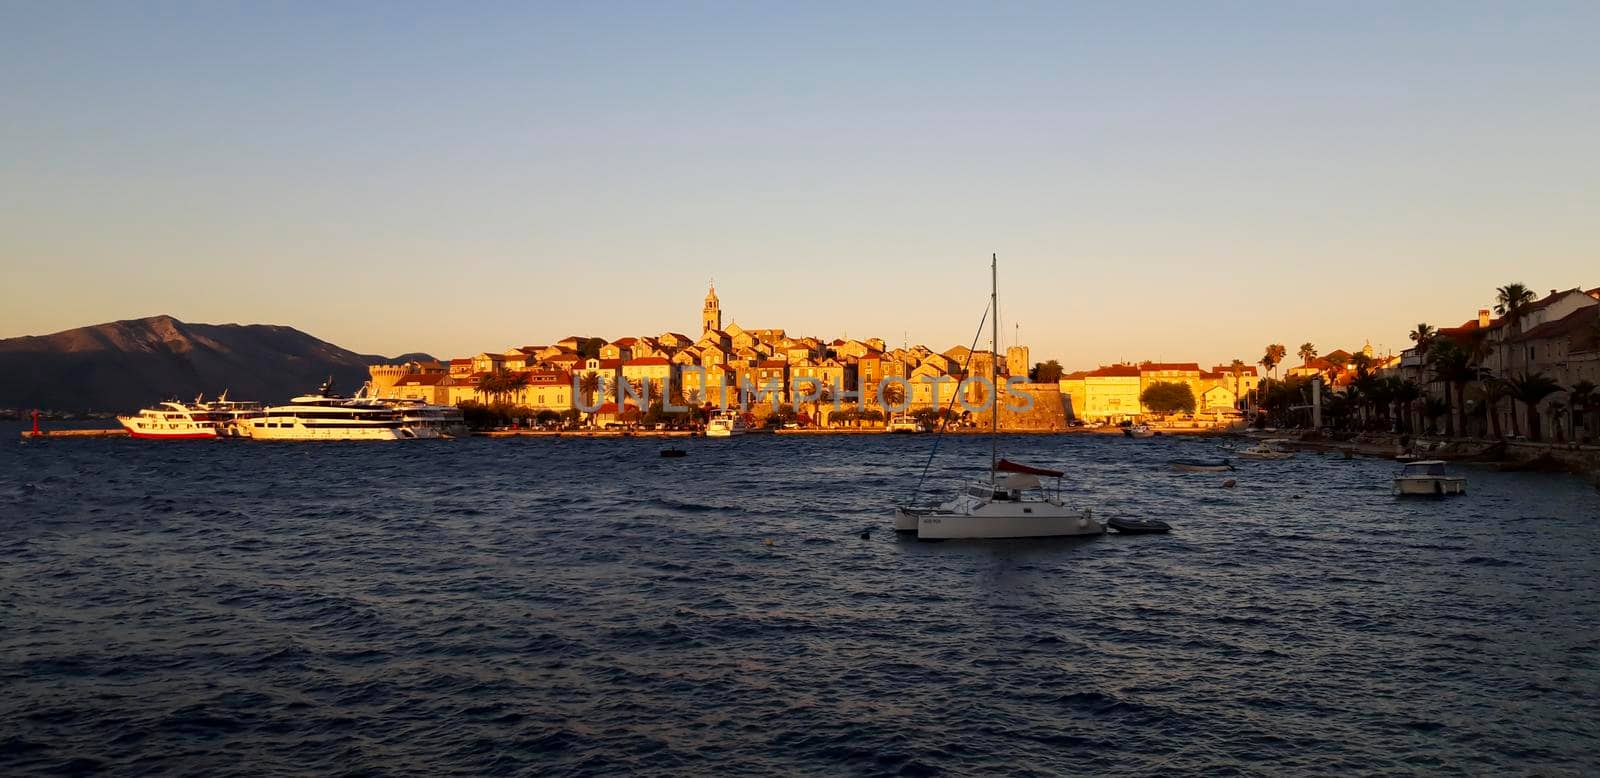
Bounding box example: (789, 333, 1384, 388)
(892, 255, 1102, 540)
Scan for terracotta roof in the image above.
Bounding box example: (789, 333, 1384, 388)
(547, 354, 580, 363)
(592, 402, 639, 414)
(1199, 370, 1224, 380)
(758, 360, 788, 369)
(592, 359, 623, 369)
(396, 374, 446, 386)
(1511, 305, 1600, 342)
(1087, 365, 1140, 378)
(613, 337, 638, 346)
(449, 358, 472, 366)
(625, 357, 672, 366)
(1139, 362, 1200, 372)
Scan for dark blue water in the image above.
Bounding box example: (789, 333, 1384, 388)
(4, 426, 1599, 775)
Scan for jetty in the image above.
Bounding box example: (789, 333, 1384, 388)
(20, 428, 128, 440)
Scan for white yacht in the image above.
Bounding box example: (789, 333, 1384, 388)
(243, 380, 435, 441)
(1393, 460, 1467, 497)
(118, 400, 224, 440)
(201, 392, 264, 438)
(891, 255, 1102, 540)
(705, 410, 748, 437)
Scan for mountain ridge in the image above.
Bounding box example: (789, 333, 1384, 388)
(0, 315, 432, 412)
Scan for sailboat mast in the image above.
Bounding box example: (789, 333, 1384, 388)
(991, 253, 998, 481)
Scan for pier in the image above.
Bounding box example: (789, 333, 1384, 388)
(20, 428, 129, 440)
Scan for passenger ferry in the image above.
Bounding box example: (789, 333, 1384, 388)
(118, 401, 225, 439)
(243, 380, 437, 441)
(705, 410, 749, 437)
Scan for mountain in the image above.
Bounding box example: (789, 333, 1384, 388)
(0, 315, 433, 412)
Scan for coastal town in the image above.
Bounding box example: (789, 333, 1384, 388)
(357, 282, 1599, 443)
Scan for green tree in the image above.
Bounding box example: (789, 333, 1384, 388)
(1030, 360, 1064, 383)
(1422, 397, 1449, 435)
(881, 382, 906, 410)
(1140, 381, 1196, 415)
(1297, 342, 1317, 365)
(1505, 372, 1561, 441)
(1388, 377, 1422, 434)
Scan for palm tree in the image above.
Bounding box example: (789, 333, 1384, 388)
(1494, 282, 1538, 378)
(1409, 323, 1436, 351)
(1569, 380, 1597, 443)
(1480, 377, 1509, 439)
(1229, 359, 1248, 409)
(1389, 378, 1422, 434)
(1504, 372, 1561, 441)
(1260, 344, 1286, 382)
(578, 372, 602, 408)
(881, 382, 906, 412)
(1428, 339, 1472, 437)
(1297, 342, 1317, 365)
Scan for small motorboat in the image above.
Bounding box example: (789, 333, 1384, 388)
(1107, 517, 1172, 534)
(1393, 460, 1466, 496)
(660, 447, 687, 458)
(1123, 424, 1155, 439)
(1238, 442, 1293, 460)
(1170, 458, 1233, 473)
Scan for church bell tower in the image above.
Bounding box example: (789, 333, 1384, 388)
(702, 284, 721, 333)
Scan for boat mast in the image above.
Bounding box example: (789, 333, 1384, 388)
(990, 253, 998, 482)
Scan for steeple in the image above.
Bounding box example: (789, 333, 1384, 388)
(702, 282, 721, 333)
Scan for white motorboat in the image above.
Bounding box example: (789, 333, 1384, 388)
(1123, 424, 1155, 439)
(891, 255, 1102, 540)
(886, 415, 929, 433)
(705, 410, 748, 437)
(1392, 460, 1466, 496)
(1238, 439, 1294, 460)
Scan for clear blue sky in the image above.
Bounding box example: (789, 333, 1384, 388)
(3, 1, 1596, 367)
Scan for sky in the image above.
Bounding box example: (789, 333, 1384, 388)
(2, 1, 1597, 369)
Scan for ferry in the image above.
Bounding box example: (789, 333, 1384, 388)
(705, 410, 748, 437)
(117, 401, 225, 440)
(243, 380, 437, 441)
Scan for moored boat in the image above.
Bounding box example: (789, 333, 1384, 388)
(1170, 458, 1233, 473)
(705, 410, 748, 437)
(1392, 460, 1467, 497)
(117, 401, 223, 440)
(887, 415, 929, 433)
(242, 380, 428, 441)
(1123, 424, 1155, 439)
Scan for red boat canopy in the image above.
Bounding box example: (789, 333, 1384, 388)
(997, 459, 1064, 478)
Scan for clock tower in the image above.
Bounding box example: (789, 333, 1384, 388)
(702, 284, 721, 333)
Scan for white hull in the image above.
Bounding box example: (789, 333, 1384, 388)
(1393, 476, 1466, 496)
(246, 423, 412, 441)
(914, 507, 1102, 540)
(705, 427, 743, 437)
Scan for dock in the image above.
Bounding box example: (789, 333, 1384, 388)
(20, 428, 129, 440)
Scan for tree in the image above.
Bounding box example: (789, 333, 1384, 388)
(1229, 359, 1249, 407)
(1428, 339, 1473, 437)
(1260, 344, 1287, 381)
(881, 382, 906, 411)
(1495, 283, 1538, 375)
(1389, 377, 1422, 434)
(578, 372, 602, 408)
(1030, 360, 1064, 383)
(1505, 372, 1561, 441)
(1140, 381, 1196, 415)
(1422, 397, 1449, 435)
(1297, 342, 1318, 365)
(1409, 323, 1436, 351)
(1481, 377, 1509, 439)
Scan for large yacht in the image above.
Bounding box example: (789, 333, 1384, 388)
(243, 380, 437, 441)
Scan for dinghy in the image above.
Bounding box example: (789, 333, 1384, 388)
(1169, 458, 1233, 473)
(1107, 517, 1171, 534)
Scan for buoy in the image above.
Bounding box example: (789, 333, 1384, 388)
(1222, 478, 1237, 488)
(764, 538, 774, 547)
(859, 529, 871, 540)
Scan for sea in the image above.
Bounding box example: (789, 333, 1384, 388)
(3, 426, 1598, 776)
